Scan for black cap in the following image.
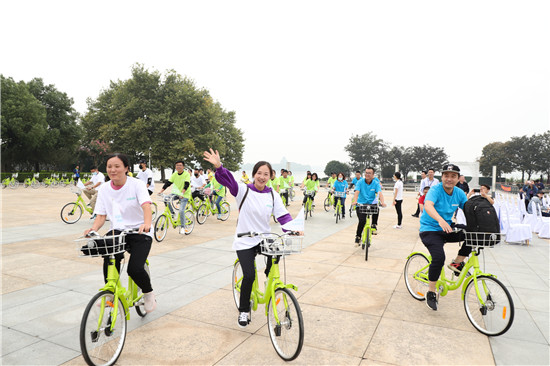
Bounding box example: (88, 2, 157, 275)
(442, 164, 460, 174)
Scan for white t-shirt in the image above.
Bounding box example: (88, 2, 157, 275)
(137, 168, 155, 191)
(394, 180, 404, 201)
(94, 177, 153, 237)
(233, 183, 288, 251)
(190, 174, 206, 192)
(91, 171, 106, 188)
(420, 177, 439, 193)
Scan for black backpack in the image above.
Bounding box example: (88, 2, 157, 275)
(463, 195, 500, 246)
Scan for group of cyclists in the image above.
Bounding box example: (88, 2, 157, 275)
(82, 149, 474, 332)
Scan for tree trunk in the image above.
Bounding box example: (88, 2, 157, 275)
(34, 162, 40, 173)
(160, 165, 165, 181)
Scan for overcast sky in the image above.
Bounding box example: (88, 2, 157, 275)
(1, 1, 548, 172)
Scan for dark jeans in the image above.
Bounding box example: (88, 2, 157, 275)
(281, 191, 289, 205)
(303, 192, 316, 204)
(102, 234, 153, 293)
(192, 190, 204, 201)
(355, 207, 379, 238)
(236, 244, 273, 313)
(394, 199, 403, 225)
(419, 230, 465, 281)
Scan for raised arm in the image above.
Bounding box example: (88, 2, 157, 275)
(203, 149, 239, 196)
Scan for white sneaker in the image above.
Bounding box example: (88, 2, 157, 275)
(238, 312, 250, 328)
(143, 292, 156, 313)
(179, 227, 186, 235)
(393, 225, 402, 229)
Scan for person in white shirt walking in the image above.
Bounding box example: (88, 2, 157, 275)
(136, 161, 155, 195)
(392, 172, 404, 228)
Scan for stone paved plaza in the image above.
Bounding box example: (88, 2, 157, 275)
(1, 187, 549, 365)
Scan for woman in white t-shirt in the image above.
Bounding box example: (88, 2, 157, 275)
(203, 148, 302, 328)
(392, 172, 404, 229)
(84, 153, 156, 313)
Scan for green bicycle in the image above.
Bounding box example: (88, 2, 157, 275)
(23, 173, 41, 189)
(2, 173, 19, 189)
(76, 230, 150, 366)
(196, 193, 230, 224)
(404, 230, 514, 336)
(355, 203, 378, 261)
(153, 194, 195, 242)
(323, 189, 334, 212)
(60, 187, 94, 223)
(333, 190, 346, 223)
(232, 231, 305, 361)
(302, 189, 315, 220)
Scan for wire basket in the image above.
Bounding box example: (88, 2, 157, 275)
(76, 231, 127, 257)
(464, 232, 502, 248)
(357, 204, 379, 215)
(333, 191, 346, 198)
(260, 234, 304, 256)
(304, 190, 316, 196)
(71, 186, 83, 195)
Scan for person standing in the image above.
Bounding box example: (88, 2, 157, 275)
(137, 161, 155, 195)
(158, 160, 191, 234)
(73, 165, 80, 184)
(456, 175, 469, 194)
(203, 148, 298, 327)
(412, 170, 427, 217)
(84, 166, 106, 218)
(392, 172, 404, 229)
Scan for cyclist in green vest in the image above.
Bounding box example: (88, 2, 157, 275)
(327, 172, 337, 189)
(277, 170, 292, 206)
(158, 160, 192, 234)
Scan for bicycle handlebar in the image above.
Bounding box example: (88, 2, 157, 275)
(237, 231, 300, 238)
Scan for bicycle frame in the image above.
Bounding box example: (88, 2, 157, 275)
(407, 249, 495, 303)
(75, 195, 94, 214)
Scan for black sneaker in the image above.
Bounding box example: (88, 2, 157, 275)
(426, 291, 438, 311)
(411, 214, 419, 218)
(238, 312, 250, 328)
(447, 261, 465, 275)
(354, 236, 360, 245)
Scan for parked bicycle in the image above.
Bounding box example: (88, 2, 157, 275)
(2, 173, 19, 189)
(153, 194, 195, 242)
(232, 231, 305, 361)
(76, 230, 150, 366)
(23, 173, 41, 189)
(404, 230, 514, 336)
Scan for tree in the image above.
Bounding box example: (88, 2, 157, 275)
(323, 160, 350, 178)
(409, 145, 449, 173)
(478, 141, 513, 177)
(531, 131, 550, 182)
(82, 64, 244, 178)
(345, 132, 388, 171)
(506, 135, 539, 181)
(1, 75, 47, 171)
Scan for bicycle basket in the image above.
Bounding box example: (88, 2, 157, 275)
(333, 191, 346, 198)
(464, 232, 502, 248)
(357, 204, 379, 215)
(260, 234, 303, 256)
(76, 230, 127, 257)
(70, 186, 82, 195)
(305, 190, 315, 196)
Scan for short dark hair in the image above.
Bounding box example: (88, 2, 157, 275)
(90, 166, 98, 170)
(365, 167, 375, 173)
(428, 168, 435, 173)
(422, 170, 428, 174)
(252, 161, 273, 177)
(481, 184, 491, 190)
(175, 160, 185, 166)
(356, 171, 361, 174)
(106, 153, 130, 173)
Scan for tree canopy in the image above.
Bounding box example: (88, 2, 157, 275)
(323, 160, 350, 178)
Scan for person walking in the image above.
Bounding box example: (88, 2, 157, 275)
(392, 172, 404, 228)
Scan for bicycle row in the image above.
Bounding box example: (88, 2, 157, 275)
(2, 172, 92, 189)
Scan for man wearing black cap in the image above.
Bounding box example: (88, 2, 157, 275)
(419, 164, 468, 311)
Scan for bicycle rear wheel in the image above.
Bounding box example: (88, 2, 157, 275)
(464, 275, 514, 336)
(154, 215, 169, 242)
(183, 210, 195, 235)
(9, 180, 19, 189)
(404, 253, 430, 300)
(135, 263, 151, 317)
(267, 288, 304, 361)
(80, 290, 127, 366)
(61, 203, 83, 224)
(219, 202, 231, 221)
(232, 260, 243, 310)
(31, 180, 40, 189)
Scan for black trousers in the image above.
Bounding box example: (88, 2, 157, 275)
(192, 190, 204, 201)
(355, 208, 379, 238)
(413, 203, 420, 216)
(394, 199, 403, 225)
(236, 244, 273, 313)
(103, 234, 153, 293)
(419, 229, 465, 281)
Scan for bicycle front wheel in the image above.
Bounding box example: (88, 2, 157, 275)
(9, 180, 19, 189)
(183, 210, 195, 235)
(31, 180, 40, 189)
(219, 202, 231, 221)
(196, 204, 208, 224)
(80, 290, 127, 366)
(267, 288, 304, 361)
(404, 253, 430, 301)
(232, 260, 243, 310)
(61, 203, 83, 224)
(364, 229, 371, 261)
(323, 197, 330, 212)
(154, 215, 169, 242)
(464, 275, 514, 336)
(150, 202, 158, 222)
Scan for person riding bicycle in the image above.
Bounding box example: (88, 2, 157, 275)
(241, 170, 250, 184)
(419, 163, 467, 311)
(209, 173, 226, 220)
(137, 160, 155, 195)
(203, 149, 300, 328)
(333, 172, 348, 219)
(301, 172, 320, 206)
(158, 160, 192, 235)
(84, 153, 156, 313)
(277, 170, 291, 206)
(191, 167, 207, 202)
(351, 167, 386, 244)
(327, 172, 337, 189)
(350, 171, 361, 189)
(83, 166, 105, 218)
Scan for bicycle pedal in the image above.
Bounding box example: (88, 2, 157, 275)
(274, 324, 282, 336)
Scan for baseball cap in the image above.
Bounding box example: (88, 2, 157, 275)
(442, 164, 460, 174)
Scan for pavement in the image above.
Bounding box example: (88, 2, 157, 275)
(1, 186, 549, 365)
